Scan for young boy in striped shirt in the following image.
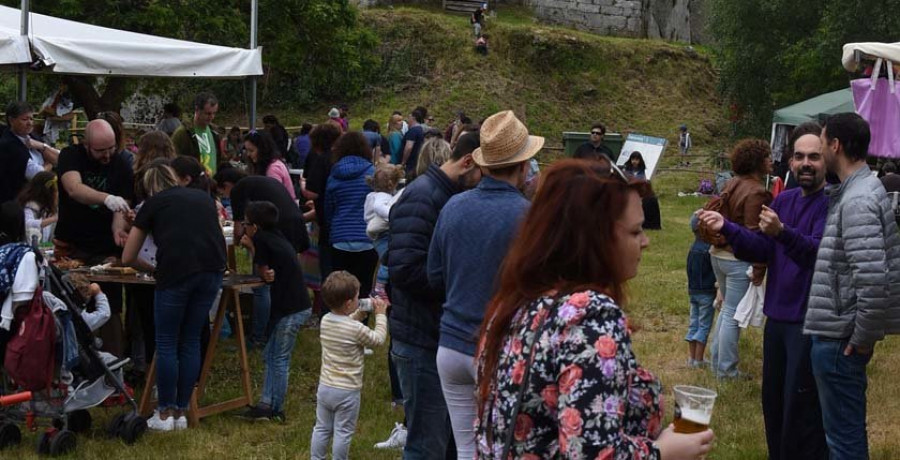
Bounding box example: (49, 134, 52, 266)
(310, 271, 388, 460)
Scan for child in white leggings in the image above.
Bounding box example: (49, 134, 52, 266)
(310, 271, 387, 460)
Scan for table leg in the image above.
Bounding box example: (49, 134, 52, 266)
(138, 353, 157, 417)
(232, 288, 253, 402)
(197, 289, 229, 399)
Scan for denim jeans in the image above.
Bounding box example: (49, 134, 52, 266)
(251, 285, 271, 344)
(810, 336, 872, 460)
(260, 309, 311, 412)
(685, 292, 716, 343)
(391, 340, 452, 460)
(373, 233, 389, 285)
(154, 271, 223, 411)
(709, 256, 751, 378)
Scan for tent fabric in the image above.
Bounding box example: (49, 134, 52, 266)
(0, 30, 30, 65)
(0, 5, 261, 78)
(771, 88, 855, 126)
(843, 42, 900, 72)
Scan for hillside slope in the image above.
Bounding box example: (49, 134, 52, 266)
(282, 6, 727, 157)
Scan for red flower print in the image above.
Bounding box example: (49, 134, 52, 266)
(511, 337, 523, 355)
(559, 364, 583, 394)
(594, 335, 617, 359)
(514, 414, 533, 441)
(559, 407, 584, 439)
(647, 413, 661, 437)
(521, 455, 540, 460)
(512, 359, 526, 385)
(568, 291, 590, 308)
(541, 384, 559, 409)
(595, 447, 615, 460)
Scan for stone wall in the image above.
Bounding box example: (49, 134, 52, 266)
(526, 0, 645, 37)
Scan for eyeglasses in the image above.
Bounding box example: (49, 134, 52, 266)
(591, 131, 604, 136)
(609, 162, 629, 183)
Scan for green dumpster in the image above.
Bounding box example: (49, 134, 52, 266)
(562, 132, 625, 162)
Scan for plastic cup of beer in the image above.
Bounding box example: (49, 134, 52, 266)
(673, 385, 716, 434)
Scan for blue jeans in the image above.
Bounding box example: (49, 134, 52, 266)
(810, 336, 872, 460)
(154, 271, 223, 411)
(685, 292, 716, 343)
(709, 257, 751, 378)
(251, 285, 271, 344)
(260, 309, 311, 412)
(373, 233, 389, 285)
(391, 340, 452, 460)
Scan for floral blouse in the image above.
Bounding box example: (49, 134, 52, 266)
(476, 290, 663, 459)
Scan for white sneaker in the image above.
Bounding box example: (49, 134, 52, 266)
(374, 422, 407, 449)
(174, 416, 188, 431)
(147, 411, 175, 432)
(364, 348, 374, 356)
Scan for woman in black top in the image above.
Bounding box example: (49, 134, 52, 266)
(122, 162, 225, 432)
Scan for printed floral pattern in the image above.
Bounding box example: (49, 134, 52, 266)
(477, 290, 663, 459)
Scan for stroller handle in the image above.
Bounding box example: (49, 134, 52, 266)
(0, 391, 33, 406)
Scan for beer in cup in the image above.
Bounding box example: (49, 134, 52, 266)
(673, 385, 716, 434)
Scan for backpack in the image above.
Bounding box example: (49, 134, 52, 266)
(4, 285, 56, 390)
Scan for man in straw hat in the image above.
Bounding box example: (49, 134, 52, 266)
(427, 110, 543, 458)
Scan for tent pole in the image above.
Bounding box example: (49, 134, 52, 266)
(17, 0, 29, 102)
(248, 0, 258, 130)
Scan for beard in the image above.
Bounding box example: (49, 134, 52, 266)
(456, 168, 481, 190)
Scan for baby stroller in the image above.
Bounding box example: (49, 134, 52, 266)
(0, 263, 146, 456)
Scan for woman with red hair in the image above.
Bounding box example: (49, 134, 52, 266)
(475, 160, 714, 459)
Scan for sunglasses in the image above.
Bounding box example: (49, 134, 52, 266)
(609, 162, 629, 183)
(591, 131, 604, 136)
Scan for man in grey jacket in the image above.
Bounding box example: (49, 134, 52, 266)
(804, 112, 900, 460)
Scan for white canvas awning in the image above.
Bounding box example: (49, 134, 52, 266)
(0, 5, 262, 78)
(843, 42, 900, 72)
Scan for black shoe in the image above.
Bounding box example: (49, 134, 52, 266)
(237, 405, 275, 421)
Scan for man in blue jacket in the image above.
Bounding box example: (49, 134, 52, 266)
(387, 132, 481, 459)
(427, 110, 543, 459)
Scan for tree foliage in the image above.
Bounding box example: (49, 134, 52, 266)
(708, 0, 900, 136)
(0, 0, 377, 115)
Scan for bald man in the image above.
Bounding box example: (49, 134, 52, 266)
(56, 118, 134, 356)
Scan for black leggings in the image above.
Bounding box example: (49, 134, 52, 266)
(331, 247, 379, 297)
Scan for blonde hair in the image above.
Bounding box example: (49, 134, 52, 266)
(416, 138, 452, 176)
(135, 131, 176, 172)
(322, 271, 360, 310)
(141, 161, 179, 197)
(366, 163, 405, 193)
(387, 114, 403, 134)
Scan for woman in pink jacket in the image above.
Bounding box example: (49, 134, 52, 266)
(245, 130, 296, 200)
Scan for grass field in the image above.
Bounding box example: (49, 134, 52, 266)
(5, 148, 900, 459)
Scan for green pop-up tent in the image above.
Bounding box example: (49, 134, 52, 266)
(770, 88, 854, 161)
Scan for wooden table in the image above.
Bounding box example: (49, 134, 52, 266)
(78, 271, 264, 427)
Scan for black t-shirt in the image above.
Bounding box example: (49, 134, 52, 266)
(252, 229, 310, 332)
(402, 125, 425, 176)
(0, 130, 28, 203)
(303, 150, 332, 235)
(231, 176, 310, 253)
(882, 174, 900, 194)
(56, 144, 135, 257)
(574, 141, 614, 160)
(134, 187, 226, 289)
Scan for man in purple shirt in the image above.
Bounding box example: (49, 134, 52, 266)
(698, 121, 827, 460)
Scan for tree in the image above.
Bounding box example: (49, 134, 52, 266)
(0, 0, 377, 115)
(708, 0, 900, 137)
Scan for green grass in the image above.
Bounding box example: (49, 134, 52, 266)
(7, 147, 900, 459)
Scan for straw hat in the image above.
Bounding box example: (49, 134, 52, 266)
(472, 110, 544, 168)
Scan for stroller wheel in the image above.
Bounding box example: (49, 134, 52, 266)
(106, 413, 126, 438)
(0, 421, 21, 449)
(48, 429, 76, 457)
(121, 415, 147, 445)
(35, 430, 52, 455)
(66, 410, 92, 433)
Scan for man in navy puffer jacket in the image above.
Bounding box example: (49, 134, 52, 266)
(386, 132, 481, 459)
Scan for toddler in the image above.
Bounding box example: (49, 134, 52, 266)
(17, 171, 58, 244)
(686, 213, 717, 367)
(364, 163, 404, 301)
(310, 271, 387, 460)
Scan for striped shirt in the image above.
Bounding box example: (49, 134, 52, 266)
(319, 312, 388, 390)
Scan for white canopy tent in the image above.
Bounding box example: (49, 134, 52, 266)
(0, 4, 262, 77)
